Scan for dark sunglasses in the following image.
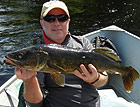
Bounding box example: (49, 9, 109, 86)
(43, 14, 69, 22)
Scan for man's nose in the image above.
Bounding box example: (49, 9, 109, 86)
(54, 18, 61, 25)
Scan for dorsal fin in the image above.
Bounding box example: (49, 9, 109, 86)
(93, 47, 121, 62)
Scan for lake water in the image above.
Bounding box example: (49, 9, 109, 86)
(1, 0, 140, 86)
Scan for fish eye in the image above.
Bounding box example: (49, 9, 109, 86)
(18, 53, 23, 59)
(18, 55, 22, 59)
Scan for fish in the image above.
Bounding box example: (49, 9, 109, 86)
(4, 44, 140, 92)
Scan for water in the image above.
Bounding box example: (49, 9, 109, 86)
(1, 0, 140, 86)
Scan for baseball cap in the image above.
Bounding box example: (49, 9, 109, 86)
(40, 0, 70, 18)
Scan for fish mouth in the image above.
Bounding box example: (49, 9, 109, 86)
(4, 56, 20, 67)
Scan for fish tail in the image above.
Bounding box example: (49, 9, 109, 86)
(122, 66, 140, 93)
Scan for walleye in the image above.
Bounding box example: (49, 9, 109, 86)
(4, 44, 140, 92)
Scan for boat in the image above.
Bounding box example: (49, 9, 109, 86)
(0, 25, 140, 107)
(84, 25, 140, 107)
(0, 75, 23, 107)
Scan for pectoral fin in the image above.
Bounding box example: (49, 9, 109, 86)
(93, 47, 121, 62)
(47, 61, 67, 73)
(50, 72, 65, 86)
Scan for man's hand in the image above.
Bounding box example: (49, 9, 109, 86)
(74, 64, 108, 87)
(14, 67, 37, 81)
(74, 64, 99, 83)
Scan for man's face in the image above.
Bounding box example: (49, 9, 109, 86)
(40, 8, 70, 44)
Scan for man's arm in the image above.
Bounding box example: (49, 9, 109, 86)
(15, 67, 43, 103)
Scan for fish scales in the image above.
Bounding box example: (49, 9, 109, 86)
(42, 45, 122, 74)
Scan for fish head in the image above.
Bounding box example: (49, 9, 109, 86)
(4, 46, 49, 71)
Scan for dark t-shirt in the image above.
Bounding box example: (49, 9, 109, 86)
(27, 34, 100, 107)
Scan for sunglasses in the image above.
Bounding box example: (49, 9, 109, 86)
(43, 14, 69, 22)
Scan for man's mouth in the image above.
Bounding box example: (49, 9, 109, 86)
(53, 29, 62, 31)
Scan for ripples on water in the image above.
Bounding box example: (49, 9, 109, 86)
(0, 0, 43, 85)
(1, 0, 140, 86)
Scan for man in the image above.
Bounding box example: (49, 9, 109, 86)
(15, 1, 108, 107)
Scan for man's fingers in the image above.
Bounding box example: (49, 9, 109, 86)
(74, 64, 99, 83)
(74, 70, 84, 79)
(88, 64, 97, 73)
(14, 67, 37, 80)
(80, 64, 91, 77)
(14, 67, 22, 79)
